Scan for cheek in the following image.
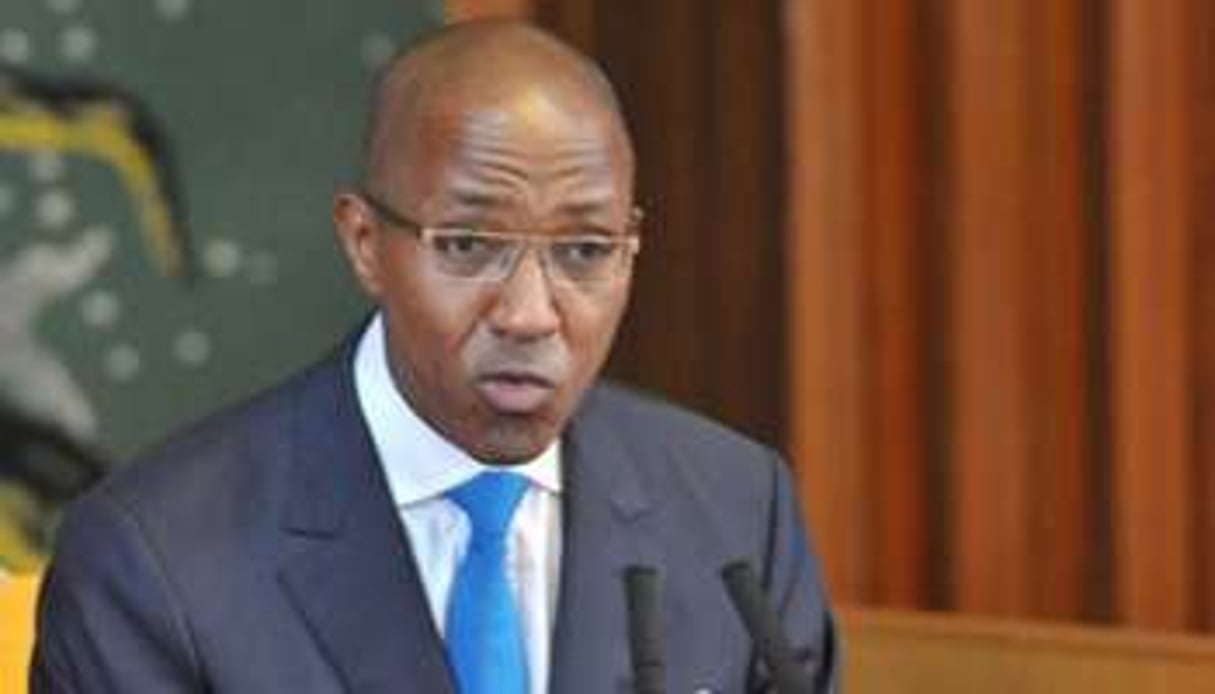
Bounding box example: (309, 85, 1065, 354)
(564, 284, 630, 362)
(382, 267, 489, 379)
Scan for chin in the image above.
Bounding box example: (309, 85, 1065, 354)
(468, 417, 560, 465)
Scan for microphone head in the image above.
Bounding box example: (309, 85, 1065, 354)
(624, 566, 663, 665)
(624, 565, 666, 694)
(720, 561, 814, 694)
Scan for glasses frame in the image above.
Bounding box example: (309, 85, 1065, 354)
(357, 191, 643, 286)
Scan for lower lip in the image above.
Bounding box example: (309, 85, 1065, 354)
(477, 377, 556, 414)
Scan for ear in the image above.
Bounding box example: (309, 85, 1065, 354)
(333, 192, 384, 298)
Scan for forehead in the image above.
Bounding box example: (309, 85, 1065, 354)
(452, 101, 619, 177)
(388, 86, 632, 208)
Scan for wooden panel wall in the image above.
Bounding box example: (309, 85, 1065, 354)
(1108, 0, 1197, 631)
(948, 0, 1093, 618)
(783, 0, 944, 611)
(789, 0, 1215, 632)
(1195, 2, 1215, 633)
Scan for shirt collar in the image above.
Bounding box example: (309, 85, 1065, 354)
(353, 314, 562, 507)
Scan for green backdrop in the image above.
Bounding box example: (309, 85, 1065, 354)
(1, 1, 441, 460)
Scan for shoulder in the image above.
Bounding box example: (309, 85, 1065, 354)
(97, 367, 302, 509)
(61, 350, 345, 555)
(578, 381, 780, 468)
(574, 382, 789, 554)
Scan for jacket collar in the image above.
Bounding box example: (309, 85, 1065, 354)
(276, 335, 657, 692)
(276, 339, 456, 693)
(549, 387, 661, 692)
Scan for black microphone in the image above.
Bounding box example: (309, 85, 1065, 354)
(720, 561, 814, 694)
(624, 565, 666, 694)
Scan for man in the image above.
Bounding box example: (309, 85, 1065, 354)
(33, 20, 836, 693)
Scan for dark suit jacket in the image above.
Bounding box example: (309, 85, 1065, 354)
(32, 343, 836, 693)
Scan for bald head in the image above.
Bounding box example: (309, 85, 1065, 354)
(333, 20, 639, 464)
(360, 20, 632, 192)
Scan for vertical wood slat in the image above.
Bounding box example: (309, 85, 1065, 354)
(785, 0, 873, 603)
(1109, 0, 1195, 630)
(609, 0, 708, 409)
(1028, 0, 1093, 620)
(948, 0, 1037, 615)
(947, 0, 1092, 618)
(1192, 1, 1215, 632)
(703, 0, 789, 444)
(863, 0, 931, 607)
(783, 0, 947, 609)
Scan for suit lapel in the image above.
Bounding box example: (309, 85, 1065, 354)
(549, 390, 660, 693)
(270, 353, 657, 693)
(275, 349, 456, 694)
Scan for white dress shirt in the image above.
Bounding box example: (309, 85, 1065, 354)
(353, 315, 562, 694)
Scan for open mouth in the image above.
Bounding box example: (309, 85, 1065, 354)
(476, 371, 557, 415)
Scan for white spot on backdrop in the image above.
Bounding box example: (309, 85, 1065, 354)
(80, 289, 121, 329)
(46, 0, 82, 15)
(35, 189, 76, 230)
(203, 238, 243, 278)
(104, 344, 141, 382)
(155, 0, 193, 22)
(360, 33, 396, 70)
(60, 24, 98, 63)
(0, 29, 33, 64)
(245, 251, 279, 285)
(29, 152, 67, 183)
(174, 330, 212, 367)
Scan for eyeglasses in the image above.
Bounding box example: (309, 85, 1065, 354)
(358, 192, 642, 287)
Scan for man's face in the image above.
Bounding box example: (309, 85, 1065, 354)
(336, 90, 635, 463)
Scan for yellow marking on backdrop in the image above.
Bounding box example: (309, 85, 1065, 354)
(0, 103, 184, 278)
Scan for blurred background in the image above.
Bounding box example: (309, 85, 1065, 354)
(0, 0, 441, 569)
(1, 0, 1212, 642)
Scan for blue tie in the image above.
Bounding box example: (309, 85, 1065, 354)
(445, 472, 529, 694)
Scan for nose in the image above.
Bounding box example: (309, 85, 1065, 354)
(487, 248, 561, 341)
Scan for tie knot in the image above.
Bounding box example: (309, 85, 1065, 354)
(447, 472, 528, 540)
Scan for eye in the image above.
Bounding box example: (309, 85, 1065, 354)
(552, 237, 616, 264)
(429, 230, 503, 260)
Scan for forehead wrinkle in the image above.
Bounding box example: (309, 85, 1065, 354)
(446, 179, 526, 209)
(447, 117, 542, 184)
(447, 139, 621, 204)
(454, 148, 531, 186)
(548, 147, 616, 182)
(463, 123, 617, 170)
